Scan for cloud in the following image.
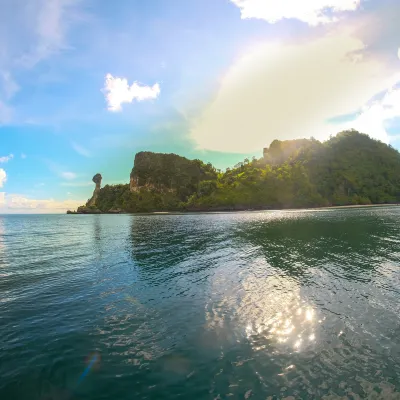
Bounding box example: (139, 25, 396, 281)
(0, 169, 7, 188)
(61, 171, 77, 180)
(44, 159, 79, 180)
(71, 141, 91, 157)
(230, 0, 361, 25)
(343, 86, 400, 143)
(0, 101, 13, 124)
(190, 30, 400, 153)
(0, 0, 85, 121)
(60, 181, 92, 187)
(102, 73, 160, 112)
(0, 193, 84, 213)
(17, 0, 85, 68)
(0, 71, 20, 99)
(0, 154, 14, 163)
(21, 153, 27, 159)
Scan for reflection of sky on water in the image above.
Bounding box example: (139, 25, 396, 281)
(0, 217, 7, 271)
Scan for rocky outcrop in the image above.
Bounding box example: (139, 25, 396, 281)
(87, 173, 102, 206)
(77, 205, 101, 214)
(66, 173, 103, 214)
(129, 152, 217, 196)
(108, 207, 122, 214)
(129, 173, 139, 192)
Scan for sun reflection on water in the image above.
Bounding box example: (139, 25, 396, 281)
(205, 270, 319, 353)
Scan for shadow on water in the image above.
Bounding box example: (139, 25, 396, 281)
(234, 209, 400, 281)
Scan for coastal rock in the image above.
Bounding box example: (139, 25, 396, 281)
(87, 173, 102, 206)
(77, 205, 102, 214)
(108, 207, 122, 214)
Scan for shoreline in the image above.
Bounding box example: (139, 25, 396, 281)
(66, 203, 400, 215)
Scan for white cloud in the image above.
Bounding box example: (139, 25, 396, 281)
(343, 86, 400, 143)
(398, 48, 400, 60)
(61, 171, 77, 180)
(230, 0, 361, 25)
(0, 154, 14, 163)
(0, 169, 7, 188)
(21, 153, 27, 159)
(190, 31, 399, 153)
(102, 73, 160, 112)
(71, 141, 91, 157)
(0, 193, 84, 213)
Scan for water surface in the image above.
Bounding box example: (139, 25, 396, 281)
(1, 208, 400, 399)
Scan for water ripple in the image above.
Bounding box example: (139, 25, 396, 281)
(1, 209, 400, 399)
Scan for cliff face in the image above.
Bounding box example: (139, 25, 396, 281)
(129, 151, 217, 198)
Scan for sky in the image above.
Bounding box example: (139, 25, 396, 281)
(1, 0, 400, 213)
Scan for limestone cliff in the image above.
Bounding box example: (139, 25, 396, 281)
(87, 173, 102, 206)
(129, 152, 217, 198)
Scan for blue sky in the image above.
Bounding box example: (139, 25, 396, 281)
(1, 0, 400, 213)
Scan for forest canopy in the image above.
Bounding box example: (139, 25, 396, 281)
(76, 131, 400, 213)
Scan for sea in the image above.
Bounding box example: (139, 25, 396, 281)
(1, 208, 400, 399)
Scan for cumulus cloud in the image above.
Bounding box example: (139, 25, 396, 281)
(0, 193, 84, 213)
(190, 31, 399, 153)
(0, 154, 14, 163)
(61, 171, 77, 180)
(230, 0, 361, 25)
(102, 73, 160, 111)
(0, 169, 7, 188)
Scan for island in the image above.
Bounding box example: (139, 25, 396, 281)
(67, 130, 400, 214)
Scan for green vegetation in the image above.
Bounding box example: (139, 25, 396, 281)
(80, 131, 400, 213)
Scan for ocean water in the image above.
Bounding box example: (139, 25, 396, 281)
(1, 208, 400, 399)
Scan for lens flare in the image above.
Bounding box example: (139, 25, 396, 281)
(77, 352, 101, 385)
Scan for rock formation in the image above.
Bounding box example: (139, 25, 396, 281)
(129, 151, 216, 194)
(87, 173, 102, 206)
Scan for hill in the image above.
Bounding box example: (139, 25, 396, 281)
(70, 130, 400, 213)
